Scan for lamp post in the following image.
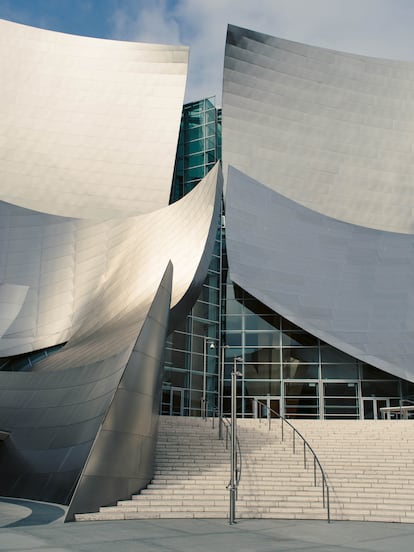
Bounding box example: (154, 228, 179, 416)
(229, 356, 242, 525)
(202, 335, 215, 419)
(219, 344, 229, 439)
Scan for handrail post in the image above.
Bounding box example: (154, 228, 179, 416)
(322, 477, 326, 508)
(326, 484, 331, 523)
(219, 345, 227, 440)
(229, 357, 242, 525)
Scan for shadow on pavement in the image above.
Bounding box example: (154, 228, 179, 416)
(0, 497, 66, 527)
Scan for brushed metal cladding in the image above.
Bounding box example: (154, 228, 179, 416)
(168, 162, 223, 331)
(0, 18, 188, 218)
(226, 166, 414, 383)
(0, 166, 221, 513)
(223, 24, 414, 233)
(65, 263, 172, 521)
(0, 164, 221, 357)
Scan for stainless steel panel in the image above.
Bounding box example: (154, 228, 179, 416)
(226, 167, 414, 383)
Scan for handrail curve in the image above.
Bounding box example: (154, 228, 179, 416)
(254, 399, 330, 523)
(210, 409, 242, 490)
(221, 416, 242, 489)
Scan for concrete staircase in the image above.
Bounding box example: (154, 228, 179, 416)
(293, 419, 414, 523)
(75, 416, 414, 523)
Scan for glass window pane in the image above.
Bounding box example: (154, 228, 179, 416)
(185, 166, 205, 181)
(324, 383, 357, 397)
(225, 315, 242, 331)
(186, 139, 204, 154)
(283, 364, 319, 379)
(245, 332, 280, 347)
(245, 381, 280, 396)
(206, 149, 216, 163)
(282, 332, 318, 346)
(245, 363, 280, 379)
(322, 364, 359, 379)
(245, 315, 281, 331)
(362, 381, 399, 397)
(320, 346, 358, 364)
(185, 152, 204, 167)
(226, 333, 242, 346)
(187, 126, 204, 141)
(205, 122, 216, 137)
(285, 382, 318, 396)
(226, 299, 243, 315)
(282, 347, 319, 363)
(168, 331, 189, 351)
(362, 364, 398, 380)
(192, 301, 218, 320)
(205, 108, 216, 123)
(244, 348, 280, 363)
(205, 136, 215, 149)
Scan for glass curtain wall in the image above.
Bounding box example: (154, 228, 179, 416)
(221, 281, 413, 420)
(162, 97, 222, 416)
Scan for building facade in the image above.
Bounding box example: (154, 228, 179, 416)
(2, 17, 414, 519)
(162, 94, 414, 421)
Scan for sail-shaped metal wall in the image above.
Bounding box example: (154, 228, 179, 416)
(223, 24, 414, 234)
(0, 18, 222, 518)
(223, 25, 414, 383)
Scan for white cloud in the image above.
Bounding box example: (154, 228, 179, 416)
(111, 0, 181, 44)
(110, 0, 414, 104)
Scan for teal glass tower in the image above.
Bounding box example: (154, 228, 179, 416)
(162, 97, 222, 416)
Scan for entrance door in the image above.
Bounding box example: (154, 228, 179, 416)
(323, 382, 360, 419)
(161, 386, 184, 416)
(363, 398, 390, 420)
(252, 396, 280, 418)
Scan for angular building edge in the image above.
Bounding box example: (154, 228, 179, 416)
(64, 262, 173, 521)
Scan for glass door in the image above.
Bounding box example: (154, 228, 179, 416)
(161, 386, 184, 416)
(323, 382, 360, 419)
(363, 398, 390, 419)
(252, 396, 280, 418)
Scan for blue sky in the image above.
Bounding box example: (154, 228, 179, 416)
(2, 0, 414, 104)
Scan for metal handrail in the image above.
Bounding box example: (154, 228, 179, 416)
(211, 410, 242, 489)
(254, 399, 330, 523)
(221, 416, 242, 489)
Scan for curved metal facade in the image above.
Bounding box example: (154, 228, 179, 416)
(0, 18, 188, 218)
(0, 18, 222, 518)
(226, 167, 414, 383)
(0, 164, 221, 514)
(223, 25, 414, 386)
(223, 24, 414, 234)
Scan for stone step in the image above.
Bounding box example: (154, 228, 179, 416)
(75, 416, 414, 523)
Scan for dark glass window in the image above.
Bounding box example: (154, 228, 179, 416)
(283, 364, 318, 379)
(285, 382, 318, 396)
(322, 364, 359, 379)
(245, 332, 280, 347)
(282, 332, 318, 347)
(324, 383, 358, 397)
(282, 347, 319, 363)
(244, 363, 281, 379)
(362, 364, 398, 380)
(361, 381, 399, 397)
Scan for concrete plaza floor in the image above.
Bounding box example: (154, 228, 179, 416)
(1, 497, 414, 551)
